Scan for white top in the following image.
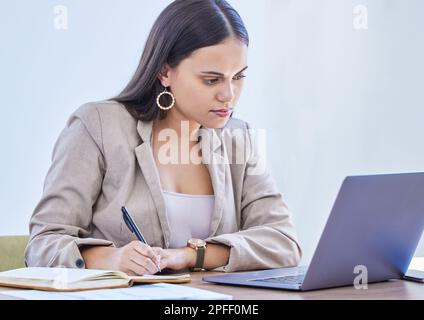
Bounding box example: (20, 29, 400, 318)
(163, 190, 215, 248)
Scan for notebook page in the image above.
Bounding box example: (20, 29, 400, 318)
(0, 268, 127, 283)
(130, 274, 190, 281)
(0, 283, 232, 300)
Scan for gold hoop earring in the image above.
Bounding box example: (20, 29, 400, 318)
(156, 86, 175, 111)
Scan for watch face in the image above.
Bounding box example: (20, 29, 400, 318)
(188, 238, 206, 247)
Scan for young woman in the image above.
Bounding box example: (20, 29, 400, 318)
(25, 0, 301, 276)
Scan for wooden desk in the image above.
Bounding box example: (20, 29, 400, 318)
(0, 271, 423, 300)
(184, 272, 424, 300)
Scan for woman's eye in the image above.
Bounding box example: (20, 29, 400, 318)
(205, 79, 219, 85)
(234, 74, 247, 80)
(204, 75, 247, 86)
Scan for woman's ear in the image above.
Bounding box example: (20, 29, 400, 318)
(158, 64, 172, 87)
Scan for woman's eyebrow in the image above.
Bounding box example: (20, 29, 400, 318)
(200, 66, 248, 76)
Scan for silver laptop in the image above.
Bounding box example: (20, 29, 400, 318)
(203, 172, 424, 291)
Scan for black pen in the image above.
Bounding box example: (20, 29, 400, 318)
(121, 206, 161, 272)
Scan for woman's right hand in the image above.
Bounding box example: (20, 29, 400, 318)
(81, 241, 161, 276)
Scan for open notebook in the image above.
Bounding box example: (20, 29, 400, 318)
(0, 267, 191, 292)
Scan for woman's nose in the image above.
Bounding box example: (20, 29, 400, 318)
(217, 83, 235, 104)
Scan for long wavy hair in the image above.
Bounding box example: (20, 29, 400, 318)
(109, 0, 249, 122)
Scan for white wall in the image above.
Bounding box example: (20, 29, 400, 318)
(1, 0, 423, 264)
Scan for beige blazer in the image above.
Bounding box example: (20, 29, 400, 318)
(25, 100, 302, 272)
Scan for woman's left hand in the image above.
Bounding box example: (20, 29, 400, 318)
(152, 247, 195, 271)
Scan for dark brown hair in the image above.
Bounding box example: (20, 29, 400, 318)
(110, 0, 249, 121)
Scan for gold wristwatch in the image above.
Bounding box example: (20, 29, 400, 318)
(187, 238, 207, 271)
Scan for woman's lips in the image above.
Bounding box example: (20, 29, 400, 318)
(211, 109, 232, 118)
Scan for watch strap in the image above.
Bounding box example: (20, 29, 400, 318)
(193, 245, 206, 271)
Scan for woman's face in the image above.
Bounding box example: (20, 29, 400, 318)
(160, 37, 248, 129)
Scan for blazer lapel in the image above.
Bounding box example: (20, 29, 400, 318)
(134, 120, 171, 248)
(200, 127, 226, 237)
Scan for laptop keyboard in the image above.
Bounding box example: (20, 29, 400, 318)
(252, 274, 305, 285)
